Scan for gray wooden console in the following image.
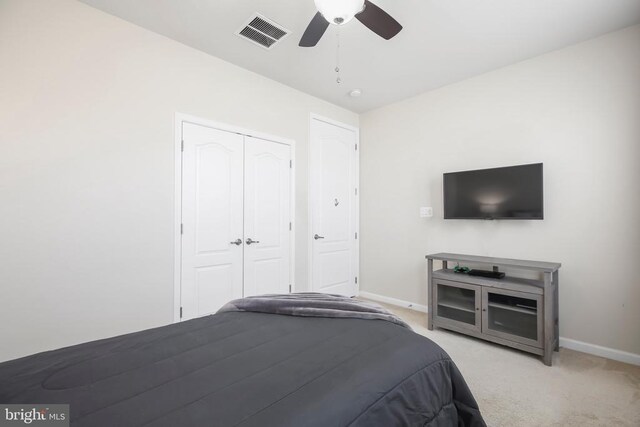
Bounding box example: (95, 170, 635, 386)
(426, 253, 561, 366)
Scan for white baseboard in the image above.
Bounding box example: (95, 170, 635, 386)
(358, 291, 640, 366)
(358, 291, 428, 313)
(559, 337, 640, 366)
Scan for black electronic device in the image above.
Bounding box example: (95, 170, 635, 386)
(443, 163, 543, 220)
(468, 269, 506, 279)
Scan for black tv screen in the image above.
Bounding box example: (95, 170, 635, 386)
(443, 163, 543, 219)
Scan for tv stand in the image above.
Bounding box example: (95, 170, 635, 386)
(426, 253, 561, 366)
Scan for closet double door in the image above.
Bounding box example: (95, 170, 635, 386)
(181, 123, 291, 320)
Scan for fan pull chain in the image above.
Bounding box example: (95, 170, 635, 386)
(335, 28, 341, 84)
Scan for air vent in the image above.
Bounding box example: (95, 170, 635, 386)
(236, 14, 290, 49)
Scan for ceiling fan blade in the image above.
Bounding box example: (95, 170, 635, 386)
(356, 0, 402, 40)
(299, 12, 330, 47)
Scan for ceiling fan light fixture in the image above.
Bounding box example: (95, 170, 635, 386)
(314, 0, 365, 25)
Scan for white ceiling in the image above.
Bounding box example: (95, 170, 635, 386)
(79, 0, 640, 113)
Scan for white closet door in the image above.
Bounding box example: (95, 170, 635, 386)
(243, 137, 291, 297)
(310, 118, 358, 297)
(181, 123, 244, 320)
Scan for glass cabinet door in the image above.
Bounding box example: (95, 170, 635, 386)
(433, 279, 481, 332)
(482, 288, 543, 348)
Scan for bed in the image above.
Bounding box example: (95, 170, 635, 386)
(0, 294, 485, 426)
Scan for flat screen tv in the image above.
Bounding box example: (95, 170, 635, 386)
(443, 163, 543, 220)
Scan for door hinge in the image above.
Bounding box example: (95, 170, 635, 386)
(180, 307, 183, 318)
(180, 223, 183, 234)
(289, 222, 292, 231)
(355, 277, 358, 284)
(355, 144, 358, 151)
(355, 188, 358, 196)
(289, 160, 292, 168)
(181, 140, 184, 152)
(289, 284, 292, 293)
(355, 232, 358, 239)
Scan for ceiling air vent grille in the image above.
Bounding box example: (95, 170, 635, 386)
(236, 14, 290, 49)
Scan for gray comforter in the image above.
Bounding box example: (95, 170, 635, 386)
(0, 293, 485, 426)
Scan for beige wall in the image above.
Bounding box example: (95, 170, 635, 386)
(360, 25, 640, 355)
(0, 0, 357, 362)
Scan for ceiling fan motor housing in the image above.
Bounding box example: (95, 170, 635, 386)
(314, 0, 365, 25)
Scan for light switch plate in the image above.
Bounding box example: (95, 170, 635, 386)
(420, 207, 433, 218)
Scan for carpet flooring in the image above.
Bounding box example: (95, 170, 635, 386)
(371, 301, 640, 427)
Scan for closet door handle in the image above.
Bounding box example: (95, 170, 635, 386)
(246, 238, 260, 245)
(314, 234, 325, 240)
(230, 239, 242, 246)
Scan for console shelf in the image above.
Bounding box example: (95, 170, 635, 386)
(488, 302, 536, 315)
(426, 253, 560, 366)
(433, 268, 543, 294)
(438, 301, 476, 313)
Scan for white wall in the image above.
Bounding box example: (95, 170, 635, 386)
(360, 25, 640, 355)
(0, 0, 358, 362)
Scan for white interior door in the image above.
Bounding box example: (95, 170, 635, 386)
(181, 123, 244, 319)
(243, 137, 291, 296)
(310, 117, 358, 296)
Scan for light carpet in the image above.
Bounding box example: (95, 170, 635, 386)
(369, 300, 640, 427)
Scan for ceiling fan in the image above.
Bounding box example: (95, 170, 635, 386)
(299, 0, 402, 47)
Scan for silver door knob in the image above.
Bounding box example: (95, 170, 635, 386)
(246, 238, 260, 245)
(314, 234, 325, 240)
(230, 239, 242, 245)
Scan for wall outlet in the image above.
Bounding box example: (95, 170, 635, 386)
(420, 207, 433, 218)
